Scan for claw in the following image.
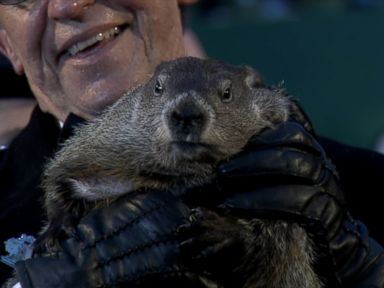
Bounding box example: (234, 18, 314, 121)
(189, 207, 205, 222)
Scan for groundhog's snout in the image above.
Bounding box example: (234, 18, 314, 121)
(170, 103, 206, 141)
(170, 101, 206, 142)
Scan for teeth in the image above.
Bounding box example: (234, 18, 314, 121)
(68, 26, 121, 56)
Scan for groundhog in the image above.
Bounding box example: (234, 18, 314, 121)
(36, 57, 322, 287)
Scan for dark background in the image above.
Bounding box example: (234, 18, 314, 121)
(187, 0, 384, 151)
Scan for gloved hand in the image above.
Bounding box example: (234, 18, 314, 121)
(13, 190, 209, 288)
(218, 121, 384, 286)
(182, 120, 384, 287)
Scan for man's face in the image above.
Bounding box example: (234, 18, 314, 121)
(0, 0, 191, 121)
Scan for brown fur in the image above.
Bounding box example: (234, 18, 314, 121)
(37, 57, 322, 287)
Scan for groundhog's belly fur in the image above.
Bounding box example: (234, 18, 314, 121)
(36, 57, 323, 287)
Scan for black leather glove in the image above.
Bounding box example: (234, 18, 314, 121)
(210, 120, 384, 287)
(13, 190, 210, 288)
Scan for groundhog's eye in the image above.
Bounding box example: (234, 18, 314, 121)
(154, 80, 164, 96)
(221, 86, 233, 103)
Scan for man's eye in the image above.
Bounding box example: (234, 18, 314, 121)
(0, 0, 27, 5)
(0, 0, 35, 10)
(154, 80, 164, 96)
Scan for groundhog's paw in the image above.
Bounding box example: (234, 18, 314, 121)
(176, 207, 246, 273)
(34, 214, 81, 255)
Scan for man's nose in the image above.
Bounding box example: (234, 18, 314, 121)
(48, 0, 96, 20)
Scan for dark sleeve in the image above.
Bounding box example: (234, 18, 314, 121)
(319, 136, 384, 245)
(0, 106, 60, 285)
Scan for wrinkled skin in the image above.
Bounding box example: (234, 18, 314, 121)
(0, 0, 196, 121)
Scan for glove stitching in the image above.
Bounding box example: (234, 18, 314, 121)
(95, 232, 180, 268)
(82, 201, 171, 250)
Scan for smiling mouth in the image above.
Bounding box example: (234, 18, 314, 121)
(67, 25, 126, 57)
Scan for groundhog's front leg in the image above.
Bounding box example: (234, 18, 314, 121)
(33, 199, 87, 255)
(176, 207, 322, 288)
(176, 207, 260, 287)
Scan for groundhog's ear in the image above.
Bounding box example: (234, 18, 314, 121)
(244, 66, 264, 88)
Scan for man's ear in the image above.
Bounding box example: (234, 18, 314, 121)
(0, 30, 24, 75)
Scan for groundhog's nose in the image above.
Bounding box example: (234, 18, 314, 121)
(170, 103, 206, 140)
